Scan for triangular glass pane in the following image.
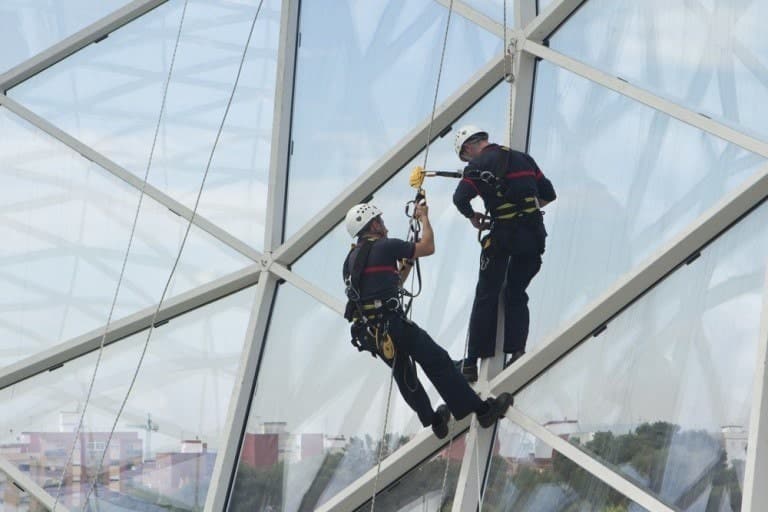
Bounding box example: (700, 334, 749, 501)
(0, 1, 129, 72)
(0, 285, 256, 511)
(514, 200, 768, 511)
(229, 282, 429, 511)
(283, 0, 503, 239)
(526, 60, 765, 351)
(357, 432, 466, 511)
(486, 420, 651, 511)
(0, 105, 251, 366)
(549, 0, 768, 141)
(8, 0, 280, 249)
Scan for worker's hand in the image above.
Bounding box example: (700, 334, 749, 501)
(414, 202, 429, 220)
(470, 212, 489, 230)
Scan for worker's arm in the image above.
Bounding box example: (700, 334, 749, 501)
(398, 259, 414, 285)
(526, 154, 556, 207)
(412, 203, 434, 258)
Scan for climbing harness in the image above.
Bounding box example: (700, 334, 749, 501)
(52, 2, 191, 511)
(76, 1, 266, 509)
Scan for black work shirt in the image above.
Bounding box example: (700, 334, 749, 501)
(343, 237, 415, 301)
(452, 144, 556, 219)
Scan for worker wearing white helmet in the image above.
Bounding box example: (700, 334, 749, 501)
(451, 125, 557, 382)
(342, 201, 513, 438)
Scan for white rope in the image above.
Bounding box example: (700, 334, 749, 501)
(369, 365, 395, 512)
(373, 1, 458, 508)
(80, 1, 265, 508)
(52, 1, 190, 509)
(421, 0, 455, 172)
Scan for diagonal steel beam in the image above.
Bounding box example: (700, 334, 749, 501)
(272, 53, 505, 266)
(0, 94, 262, 262)
(268, 262, 345, 315)
(0, 455, 71, 512)
(315, 418, 472, 512)
(504, 407, 676, 511)
(0, 0, 170, 93)
(433, 0, 504, 38)
(522, 40, 768, 158)
(523, 0, 586, 42)
(0, 263, 261, 391)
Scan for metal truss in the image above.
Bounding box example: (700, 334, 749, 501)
(2, 0, 768, 510)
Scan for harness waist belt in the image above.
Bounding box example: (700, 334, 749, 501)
(493, 196, 539, 220)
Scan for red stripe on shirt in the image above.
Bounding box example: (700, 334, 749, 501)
(461, 177, 480, 195)
(363, 265, 398, 275)
(505, 170, 539, 180)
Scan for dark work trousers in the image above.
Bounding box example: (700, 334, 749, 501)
(380, 313, 486, 426)
(467, 238, 542, 360)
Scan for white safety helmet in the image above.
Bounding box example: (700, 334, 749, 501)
(454, 124, 488, 161)
(345, 203, 383, 238)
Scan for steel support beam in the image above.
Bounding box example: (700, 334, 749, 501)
(264, 0, 301, 252)
(504, 407, 676, 512)
(205, 271, 277, 512)
(0, 0, 169, 93)
(0, 455, 71, 512)
(742, 266, 768, 512)
(272, 54, 505, 266)
(0, 264, 261, 391)
(269, 262, 345, 315)
(452, 3, 536, 510)
(315, 417, 472, 512)
(0, 94, 262, 262)
(521, 41, 768, 159)
(523, 0, 585, 42)
(433, 0, 504, 38)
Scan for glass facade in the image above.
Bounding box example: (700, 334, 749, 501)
(1, 1, 767, 511)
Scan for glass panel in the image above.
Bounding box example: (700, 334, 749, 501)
(526, 61, 765, 351)
(229, 283, 431, 511)
(549, 0, 768, 141)
(284, 0, 502, 238)
(292, 83, 510, 361)
(0, 286, 256, 511)
(485, 420, 650, 511)
(0, 106, 251, 367)
(515, 201, 768, 510)
(0, 1, 128, 73)
(9, 0, 281, 249)
(357, 433, 466, 511)
(538, 0, 556, 12)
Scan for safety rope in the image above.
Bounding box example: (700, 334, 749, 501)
(79, 1, 264, 509)
(368, 2, 457, 510)
(51, 2, 191, 510)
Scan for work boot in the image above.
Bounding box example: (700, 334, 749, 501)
(477, 392, 514, 428)
(453, 358, 478, 383)
(431, 404, 451, 439)
(504, 350, 525, 369)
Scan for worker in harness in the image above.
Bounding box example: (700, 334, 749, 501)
(343, 202, 512, 438)
(452, 125, 557, 382)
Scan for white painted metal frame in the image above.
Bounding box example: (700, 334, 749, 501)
(742, 266, 768, 511)
(0, 456, 71, 512)
(2, 0, 768, 510)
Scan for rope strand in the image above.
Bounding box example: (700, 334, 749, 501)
(80, 1, 265, 508)
(52, 2, 190, 509)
